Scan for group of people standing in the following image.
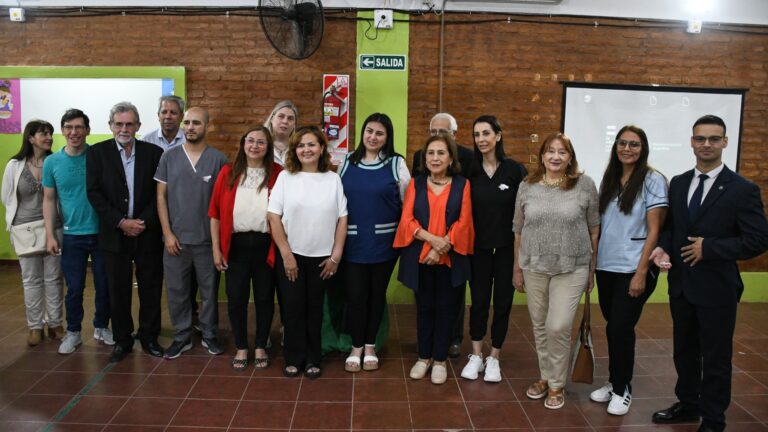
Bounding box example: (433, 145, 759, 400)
(3, 96, 767, 432)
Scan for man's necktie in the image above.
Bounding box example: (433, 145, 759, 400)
(688, 173, 709, 219)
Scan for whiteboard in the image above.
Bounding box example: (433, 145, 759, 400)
(20, 78, 174, 134)
(562, 83, 745, 188)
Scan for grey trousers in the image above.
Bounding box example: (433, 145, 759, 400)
(164, 243, 218, 342)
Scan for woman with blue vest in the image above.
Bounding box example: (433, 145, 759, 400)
(339, 113, 410, 373)
(394, 132, 474, 385)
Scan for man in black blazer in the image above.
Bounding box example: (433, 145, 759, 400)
(650, 115, 768, 432)
(87, 101, 165, 362)
(411, 113, 474, 358)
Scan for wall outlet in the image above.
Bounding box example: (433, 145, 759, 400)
(374, 9, 393, 30)
(9, 8, 25, 22)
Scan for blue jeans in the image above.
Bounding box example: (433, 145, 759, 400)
(61, 234, 110, 332)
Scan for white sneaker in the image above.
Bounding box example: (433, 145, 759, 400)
(483, 356, 502, 383)
(460, 354, 484, 380)
(58, 331, 82, 354)
(607, 387, 632, 415)
(590, 382, 613, 403)
(94, 327, 115, 345)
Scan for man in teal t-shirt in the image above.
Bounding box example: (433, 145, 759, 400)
(42, 108, 112, 355)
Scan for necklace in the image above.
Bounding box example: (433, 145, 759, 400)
(541, 175, 566, 188)
(429, 175, 450, 186)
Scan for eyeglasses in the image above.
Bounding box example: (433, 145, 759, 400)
(62, 125, 86, 132)
(616, 139, 641, 149)
(429, 128, 451, 136)
(111, 122, 138, 130)
(692, 135, 724, 145)
(245, 138, 268, 146)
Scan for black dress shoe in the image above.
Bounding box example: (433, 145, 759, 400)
(140, 339, 164, 357)
(110, 344, 133, 363)
(652, 402, 700, 424)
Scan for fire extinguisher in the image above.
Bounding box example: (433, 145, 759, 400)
(322, 86, 343, 141)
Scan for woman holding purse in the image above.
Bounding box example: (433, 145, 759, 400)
(2, 120, 64, 346)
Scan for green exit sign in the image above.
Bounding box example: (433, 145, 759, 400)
(359, 54, 407, 71)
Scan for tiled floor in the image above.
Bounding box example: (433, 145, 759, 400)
(0, 264, 767, 431)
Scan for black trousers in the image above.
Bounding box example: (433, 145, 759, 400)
(451, 287, 465, 345)
(415, 264, 463, 362)
(595, 269, 657, 393)
(103, 237, 163, 347)
(276, 253, 330, 368)
(344, 259, 397, 348)
(469, 246, 515, 348)
(670, 293, 737, 430)
(225, 232, 275, 350)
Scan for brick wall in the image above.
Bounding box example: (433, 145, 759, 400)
(1, 12, 765, 270)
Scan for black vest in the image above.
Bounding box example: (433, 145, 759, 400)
(397, 175, 472, 292)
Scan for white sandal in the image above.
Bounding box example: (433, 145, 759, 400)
(362, 344, 379, 371)
(344, 354, 361, 372)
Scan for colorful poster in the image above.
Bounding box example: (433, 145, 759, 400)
(0, 78, 21, 133)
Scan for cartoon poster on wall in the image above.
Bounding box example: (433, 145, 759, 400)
(0, 79, 21, 133)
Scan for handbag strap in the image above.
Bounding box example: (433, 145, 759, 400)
(580, 292, 591, 344)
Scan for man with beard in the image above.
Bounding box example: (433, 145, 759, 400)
(155, 107, 228, 359)
(86, 102, 165, 362)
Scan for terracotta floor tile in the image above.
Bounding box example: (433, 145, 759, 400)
(354, 378, 407, 402)
(0, 420, 46, 432)
(578, 398, 664, 428)
(5, 352, 67, 372)
(133, 374, 196, 398)
(169, 399, 238, 428)
(107, 353, 162, 374)
(47, 423, 104, 431)
(458, 377, 518, 401)
(243, 377, 300, 401)
(53, 353, 108, 374)
(734, 353, 768, 372)
(354, 358, 405, 379)
(86, 373, 147, 397)
(466, 401, 531, 429)
(520, 399, 590, 428)
(298, 378, 353, 401)
(230, 400, 294, 429)
(405, 377, 462, 402)
(0, 370, 44, 394)
(27, 372, 91, 396)
(188, 375, 248, 400)
(103, 425, 165, 432)
(110, 397, 183, 426)
(352, 401, 411, 429)
(0, 394, 73, 421)
(57, 395, 127, 424)
(734, 394, 768, 422)
(201, 355, 255, 377)
(499, 356, 542, 379)
(409, 401, 471, 429)
(291, 401, 351, 429)
(153, 356, 210, 376)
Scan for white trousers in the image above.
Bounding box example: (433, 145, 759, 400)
(18, 253, 63, 329)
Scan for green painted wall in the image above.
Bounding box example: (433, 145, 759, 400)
(0, 66, 185, 259)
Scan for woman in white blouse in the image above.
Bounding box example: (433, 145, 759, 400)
(209, 126, 283, 371)
(268, 125, 348, 379)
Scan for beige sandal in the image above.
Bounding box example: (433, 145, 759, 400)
(544, 388, 565, 410)
(526, 379, 549, 400)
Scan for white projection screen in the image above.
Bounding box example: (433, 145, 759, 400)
(562, 83, 746, 187)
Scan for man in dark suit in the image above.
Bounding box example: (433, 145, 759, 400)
(650, 114, 768, 432)
(87, 101, 165, 362)
(411, 112, 474, 358)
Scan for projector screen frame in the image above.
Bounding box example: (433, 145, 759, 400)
(560, 81, 748, 178)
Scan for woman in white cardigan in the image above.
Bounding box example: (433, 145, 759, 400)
(1, 120, 63, 346)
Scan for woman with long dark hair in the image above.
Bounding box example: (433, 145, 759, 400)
(513, 133, 600, 409)
(2, 120, 64, 346)
(268, 126, 348, 379)
(339, 113, 410, 372)
(461, 115, 527, 383)
(589, 125, 668, 415)
(209, 125, 282, 371)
